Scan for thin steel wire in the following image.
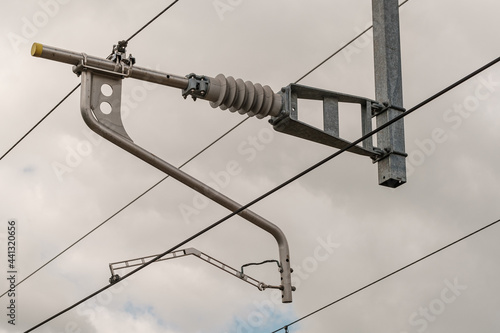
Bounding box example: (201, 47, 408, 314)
(271, 218, 500, 332)
(293, 0, 412, 84)
(125, 0, 179, 42)
(0, 84, 80, 161)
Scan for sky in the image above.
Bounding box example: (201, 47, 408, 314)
(1, 0, 500, 332)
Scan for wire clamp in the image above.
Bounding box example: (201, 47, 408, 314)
(182, 73, 210, 101)
(371, 147, 408, 163)
(371, 102, 406, 117)
(109, 274, 121, 284)
(72, 41, 135, 78)
(107, 40, 136, 66)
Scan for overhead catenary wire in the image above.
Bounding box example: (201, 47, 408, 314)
(125, 0, 179, 42)
(24, 54, 500, 333)
(0, 1, 410, 298)
(271, 217, 500, 332)
(0, 84, 80, 162)
(293, 0, 412, 84)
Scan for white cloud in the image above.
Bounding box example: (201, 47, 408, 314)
(2, 0, 500, 332)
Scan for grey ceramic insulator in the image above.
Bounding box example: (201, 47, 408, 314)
(206, 74, 282, 118)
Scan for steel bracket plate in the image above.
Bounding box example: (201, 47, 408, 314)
(270, 84, 380, 159)
(80, 70, 132, 141)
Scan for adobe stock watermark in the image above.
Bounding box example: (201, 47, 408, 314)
(178, 127, 274, 224)
(401, 277, 467, 333)
(406, 74, 499, 176)
(213, 0, 243, 21)
(6, 0, 73, 54)
(226, 234, 340, 333)
(51, 70, 160, 182)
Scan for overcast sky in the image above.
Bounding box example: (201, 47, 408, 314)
(1, 0, 500, 332)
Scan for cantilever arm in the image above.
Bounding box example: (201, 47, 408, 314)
(31, 42, 293, 301)
(32, 41, 407, 188)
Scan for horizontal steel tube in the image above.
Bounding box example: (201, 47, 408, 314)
(31, 43, 284, 119)
(31, 42, 189, 89)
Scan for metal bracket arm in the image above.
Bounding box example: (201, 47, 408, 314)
(270, 84, 385, 159)
(31, 42, 293, 302)
(109, 248, 290, 292)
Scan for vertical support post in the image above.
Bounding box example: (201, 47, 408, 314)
(323, 97, 339, 137)
(372, 0, 407, 188)
(361, 100, 374, 151)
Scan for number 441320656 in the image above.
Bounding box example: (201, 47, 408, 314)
(7, 220, 16, 270)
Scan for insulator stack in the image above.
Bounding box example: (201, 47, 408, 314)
(207, 74, 282, 119)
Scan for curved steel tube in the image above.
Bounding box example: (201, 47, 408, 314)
(79, 70, 293, 302)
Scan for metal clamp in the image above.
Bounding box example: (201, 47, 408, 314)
(182, 73, 210, 101)
(73, 52, 133, 78)
(73, 40, 135, 78)
(107, 40, 136, 66)
(371, 102, 406, 117)
(371, 148, 408, 163)
(109, 274, 121, 284)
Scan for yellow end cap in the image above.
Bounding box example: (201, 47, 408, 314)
(31, 43, 43, 57)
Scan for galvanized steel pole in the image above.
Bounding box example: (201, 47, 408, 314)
(372, 0, 407, 188)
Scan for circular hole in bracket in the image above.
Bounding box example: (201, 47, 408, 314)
(100, 102, 112, 114)
(101, 84, 113, 97)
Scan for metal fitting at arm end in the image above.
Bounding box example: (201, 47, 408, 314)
(31, 43, 43, 57)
